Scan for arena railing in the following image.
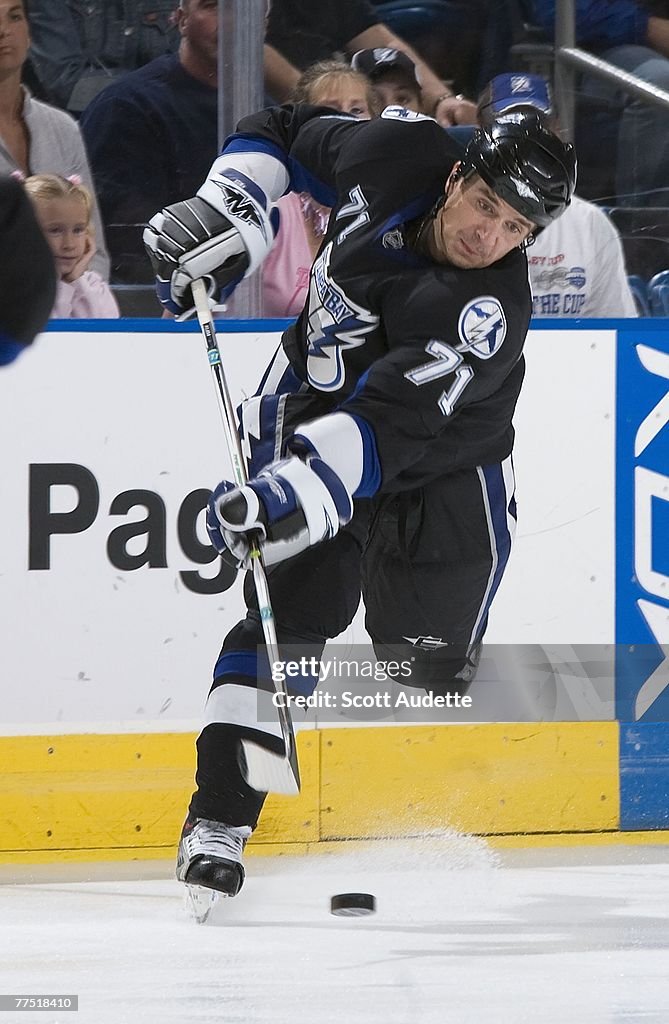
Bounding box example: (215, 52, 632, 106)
(552, 0, 669, 141)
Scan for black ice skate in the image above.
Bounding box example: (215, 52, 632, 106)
(177, 817, 252, 920)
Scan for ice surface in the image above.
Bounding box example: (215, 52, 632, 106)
(2, 835, 669, 1024)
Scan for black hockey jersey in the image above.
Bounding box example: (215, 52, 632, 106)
(0, 177, 56, 365)
(226, 105, 532, 492)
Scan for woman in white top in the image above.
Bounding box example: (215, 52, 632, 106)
(0, 0, 109, 278)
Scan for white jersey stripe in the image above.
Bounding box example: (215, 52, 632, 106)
(502, 454, 517, 541)
(471, 467, 499, 645)
(470, 455, 516, 645)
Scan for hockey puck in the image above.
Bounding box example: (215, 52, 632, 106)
(330, 893, 376, 917)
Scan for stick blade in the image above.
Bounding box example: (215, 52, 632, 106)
(240, 739, 301, 795)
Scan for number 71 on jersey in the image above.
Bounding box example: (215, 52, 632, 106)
(404, 338, 475, 416)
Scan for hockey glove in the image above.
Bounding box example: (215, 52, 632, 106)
(143, 168, 276, 316)
(143, 196, 249, 316)
(206, 455, 354, 570)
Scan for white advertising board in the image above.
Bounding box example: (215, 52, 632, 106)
(0, 325, 615, 733)
(487, 328, 615, 643)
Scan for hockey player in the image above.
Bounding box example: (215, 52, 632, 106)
(0, 175, 55, 365)
(144, 103, 576, 899)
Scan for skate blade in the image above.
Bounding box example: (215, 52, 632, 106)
(240, 739, 300, 795)
(184, 884, 219, 925)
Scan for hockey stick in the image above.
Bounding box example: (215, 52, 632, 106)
(191, 278, 300, 796)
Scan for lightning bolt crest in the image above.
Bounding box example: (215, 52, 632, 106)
(305, 243, 379, 390)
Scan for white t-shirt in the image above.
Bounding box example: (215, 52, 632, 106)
(527, 195, 637, 317)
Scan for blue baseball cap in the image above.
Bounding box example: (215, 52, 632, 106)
(477, 73, 555, 127)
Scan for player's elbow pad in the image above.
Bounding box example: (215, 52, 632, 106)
(290, 412, 382, 498)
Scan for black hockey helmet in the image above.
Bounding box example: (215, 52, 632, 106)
(459, 113, 576, 230)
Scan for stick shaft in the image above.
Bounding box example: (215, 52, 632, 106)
(190, 280, 298, 779)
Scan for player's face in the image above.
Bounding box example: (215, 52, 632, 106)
(0, 0, 29, 74)
(433, 172, 535, 269)
(309, 76, 371, 119)
(35, 197, 89, 276)
(373, 73, 421, 113)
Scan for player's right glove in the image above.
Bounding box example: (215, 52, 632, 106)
(143, 196, 249, 316)
(143, 167, 277, 316)
(206, 455, 354, 570)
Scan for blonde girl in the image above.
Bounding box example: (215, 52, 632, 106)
(22, 173, 119, 318)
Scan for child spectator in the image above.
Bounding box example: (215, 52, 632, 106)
(23, 173, 119, 318)
(351, 47, 422, 112)
(293, 57, 377, 119)
(264, 0, 478, 126)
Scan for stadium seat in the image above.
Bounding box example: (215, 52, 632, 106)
(507, 0, 553, 78)
(648, 270, 669, 317)
(373, 1, 503, 94)
(373, 1, 455, 36)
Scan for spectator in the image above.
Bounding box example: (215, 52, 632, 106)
(261, 59, 377, 318)
(80, 0, 218, 282)
(23, 173, 120, 318)
(530, 1, 669, 59)
(478, 73, 637, 317)
(292, 57, 377, 119)
(529, 0, 669, 205)
(366, 0, 519, 98)
(0, 174, 55, 364)
(0, 0, 110, 278)
(25, 0, 180, 115)
(351, 46, 422, 112)
(264, 0, 478, 126)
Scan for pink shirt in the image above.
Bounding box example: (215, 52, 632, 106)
(261, 192, 314, 318)
(51, 271, 120, 319)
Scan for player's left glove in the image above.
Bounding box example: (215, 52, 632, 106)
(206, 455, 353, 569)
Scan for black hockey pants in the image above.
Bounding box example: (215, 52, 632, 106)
(189, 456, 516, 828)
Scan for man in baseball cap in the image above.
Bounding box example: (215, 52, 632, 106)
(351, 47, 422, 112)
(477, 72, 555, 128)
(475, 72, 637, 319)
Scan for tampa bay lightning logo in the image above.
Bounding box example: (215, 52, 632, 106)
(380, 106, 431, 122)
(306, 241, 379, 391)
(457, 296, 507, 359)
